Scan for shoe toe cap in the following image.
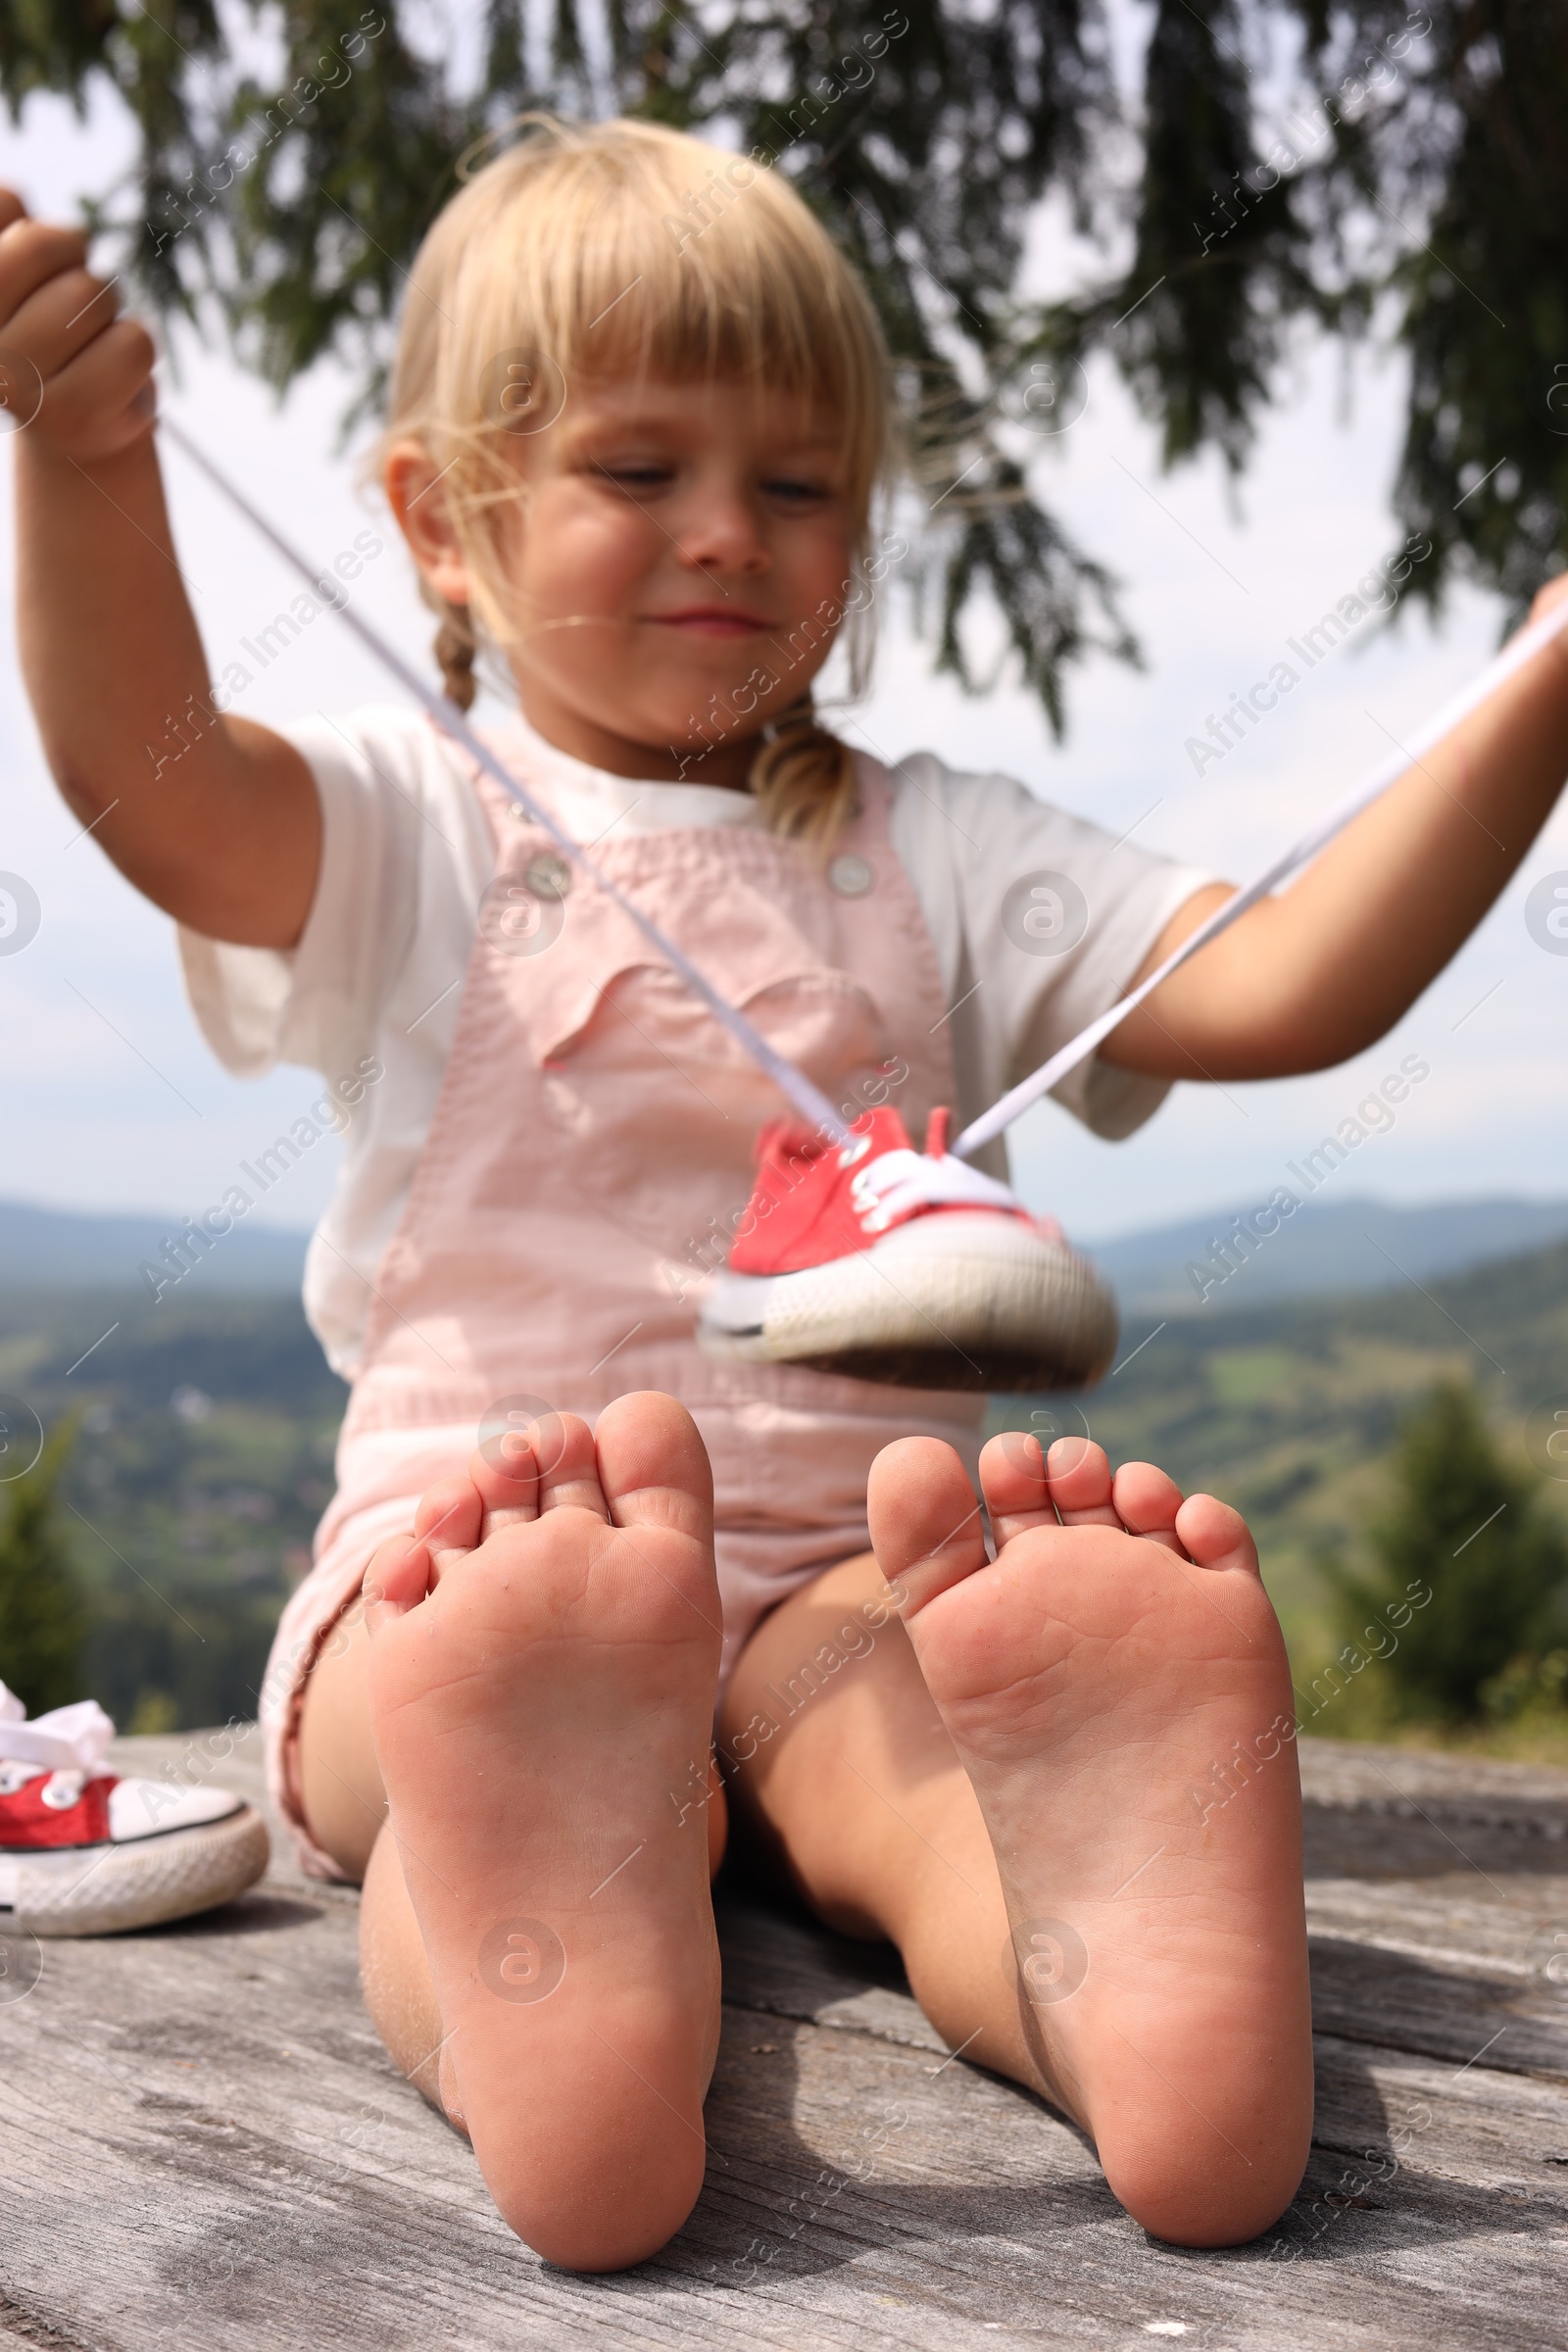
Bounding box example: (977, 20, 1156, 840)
(109, 1777, 246, 1842)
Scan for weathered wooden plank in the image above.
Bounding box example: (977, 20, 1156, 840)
(1305, 1796, 1568, 1890)
(0, 2307, 88, 2352)
(1307, 1930, 1568, 2084)
(1298, 1737, 1568, 1832)
(1314, 1873, 1568, 1967)
(684, 2025, 1568, 2352)
(1311, 2031, 1568, 2183)
(4, 1731, 1568, 2351)
(12, 1938, 1567, 2352)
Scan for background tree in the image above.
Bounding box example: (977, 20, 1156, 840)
(0, 1421, 85, 1717)
(4, 2, 1565, 723)
(1328, 1380, 1568, 1721)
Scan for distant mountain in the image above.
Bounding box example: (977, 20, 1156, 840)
(0, 1199, 309, 1294)
(1087, 1193, 1568, 1316)
(6, 1188, 1568, 1316)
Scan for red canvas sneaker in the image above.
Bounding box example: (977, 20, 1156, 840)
(0, 1686, 269, 1936)
(697, 1105, 1118, 1390)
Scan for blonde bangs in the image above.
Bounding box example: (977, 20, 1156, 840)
(381, 116, 893, 840)
(386, 118, 887, 626)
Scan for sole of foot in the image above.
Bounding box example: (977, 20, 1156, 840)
(364, 1393, 724, 2271)
(868, 1430, 1312, 2247)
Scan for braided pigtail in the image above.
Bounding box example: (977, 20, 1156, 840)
(433, 601, 479, 711)
(747, 698, 858, 845)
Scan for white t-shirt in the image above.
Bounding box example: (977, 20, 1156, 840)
(178, 706, 1214, 1376)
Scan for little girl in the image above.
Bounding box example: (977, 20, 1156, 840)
(10, 116, 1568, 2272)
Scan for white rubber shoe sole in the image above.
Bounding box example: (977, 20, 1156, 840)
(0, 1790, 270, 1936)
(698, 1211, 1119, 1391)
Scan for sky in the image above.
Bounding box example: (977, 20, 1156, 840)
(4, 59, 1567, 1252)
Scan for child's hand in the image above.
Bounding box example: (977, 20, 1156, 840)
(0, 188, 156, 463)
(1528, 569, 1568, 632)
(1110, 541, 1568, 1087)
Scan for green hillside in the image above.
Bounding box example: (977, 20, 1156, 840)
(2, 1238, 1566, 1744)
(0, 1287, 344, 1731)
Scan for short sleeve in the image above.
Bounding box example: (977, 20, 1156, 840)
(176, 706, 483, 1081)
(886, 753, 1220, 1162)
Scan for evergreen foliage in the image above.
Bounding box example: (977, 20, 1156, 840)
(1328, 1380, 1568, 1721)
(7, 4, 1565, 724)
(0, 1420, 85, 1716)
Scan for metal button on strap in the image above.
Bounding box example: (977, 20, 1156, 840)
(827, 853, 873, 899)
(525, 853, 571, 901)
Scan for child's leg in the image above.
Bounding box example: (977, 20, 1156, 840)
(296, 1604, 384, 1882)
(305, 1394, 726, 2272)
(719, 1434, 1312, 2249)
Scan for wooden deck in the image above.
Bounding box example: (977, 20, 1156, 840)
(3, 1729, 1566, 2350)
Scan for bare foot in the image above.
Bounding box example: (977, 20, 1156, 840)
(867, 1431, 1312, 2246)
(364, 1393, 724, 2270)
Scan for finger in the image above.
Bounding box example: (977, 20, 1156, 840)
(977, 1429, 1058, 1547)
(36, 318, 157, 455)
(0, 220, 89, 322)
(866, 1435, 986, 1619)
(1043, 1436, 1120, 1526)
(593, 1391, 713, 1547)
(7, 263, 123, 381)
(533, 1411, 612, 1522)
(362, 1532, 433, 1631)
(0, 189, 28, 237)
(1174, 1492, 1259, 1576)
(1110, 1461, 1189, 1554)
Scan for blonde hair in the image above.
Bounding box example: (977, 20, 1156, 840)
(382, 115, 896, 842)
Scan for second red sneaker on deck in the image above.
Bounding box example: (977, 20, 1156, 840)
(0, 1686, 270, 1936)
(697, 1106, 1118, 1391)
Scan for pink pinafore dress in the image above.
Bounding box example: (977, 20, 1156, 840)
(262, 726, 984, 1876)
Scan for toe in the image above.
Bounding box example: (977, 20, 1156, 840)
(415, 1475, 484, 1580)
(1111, 1461, 1188, 1553)
(867, 1436, 986, 1617)
(595, 1392, 714, 1548)
(1174, 1491, 1259, 1575)
(363, 1532, 434, 1628)
(534, 1412, 612, 1521)
(1043, 1437, 1120, 1526)
(466, 1442, 541, 1534)
(978, 1431, 1058, 1545)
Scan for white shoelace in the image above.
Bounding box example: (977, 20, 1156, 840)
(0, 1682, 115, 1775)
(850, 1147, 1023, 1235)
